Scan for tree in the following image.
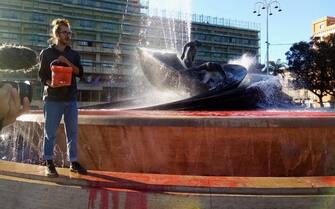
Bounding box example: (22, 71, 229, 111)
(248, 59, 286, 76)
(285, 37, 335, 107)
(321, 34, 335, 98)
(0, 44, 37, 71)
(268, 59, 287, 77)
(247, 62, 265, 74)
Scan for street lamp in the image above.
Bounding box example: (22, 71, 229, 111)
(253, 0, 282, 75)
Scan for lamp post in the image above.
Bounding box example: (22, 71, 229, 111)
(253, 0, 282, 75)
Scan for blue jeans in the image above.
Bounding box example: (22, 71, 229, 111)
(43, 100, 78, 162)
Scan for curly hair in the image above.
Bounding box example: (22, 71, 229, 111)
(48, 18, 71, 44)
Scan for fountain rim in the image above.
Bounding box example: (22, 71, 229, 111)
(1, 160, 335, 195)
(17, 109, 335, 128)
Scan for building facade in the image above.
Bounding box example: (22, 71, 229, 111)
(312, 16, 335, 41)
(0, 0, 147, 106)
(311, 16, 335, 107)
(0, 0, 260, 106)
(284, 16, 335, 108)
(191, 14, 260, 65)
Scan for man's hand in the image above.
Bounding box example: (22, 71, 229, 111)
(57, 56, 80, 75)
(57, 56, 71, 66)
(45, 79, 62, 88)
(0, 84, 30, 128)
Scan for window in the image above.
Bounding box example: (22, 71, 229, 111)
(29, 35, 45, 44)
(32, 13, 45, 22)
(213, 53, 221, 58)
(214, 47, 227, 52)
(100, 2, 125, 11)
(102, 63, 113, 68)
(213, 36, 221, 42)
(123, 25, 137, 33)
(79, 41, 88, 46)
(79, 41, 93, 47)
(78, 0, 96, 6)
(320, 23, 325, 29)
(220, 37, 227, 43)
(205, 52, 211, 57)
(62, 0, 73, 3)
(122, 45, 133, 50)
(1, 11, 17, 19)
(197, 52, 205, 57)
(102, 23, 119, 31)
(1, 33, 19, 43)
(2, 33, 18, 39)
(101, 2, 113, 9)
(102, 34, 118, 42)
(127, 6, 139, 13)
(81, 59, 93, 67)
(102, 43, 114, 49)
(252, 40, 257, 45)
(195, 34, 206, 40)
(228, 55, 238, 59)
(242, 39, 249, 45)
(231, 48, 242, 53)
(79, 20, 94, 28)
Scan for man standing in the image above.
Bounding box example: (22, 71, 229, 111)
(39, 18, 86, 177)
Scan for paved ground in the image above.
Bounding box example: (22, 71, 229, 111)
(1, 160, 335, 209)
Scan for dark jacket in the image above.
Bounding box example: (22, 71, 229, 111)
(39, 45, 83, 101)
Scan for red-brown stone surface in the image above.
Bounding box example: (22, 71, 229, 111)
(18, 110, 335, 176)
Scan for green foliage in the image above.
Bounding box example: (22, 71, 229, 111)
(0, 44, 37, 70)
(285, 35, 335, 107)
(323, 34, 335, 97)
(268, 59, 287, 77)
(249, 59, 286, 76)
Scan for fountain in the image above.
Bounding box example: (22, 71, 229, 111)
(8, 51, 335, 176)
(1, 1, 335, 209)
(2, 48, 335, 208)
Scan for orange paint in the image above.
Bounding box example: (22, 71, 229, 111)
(125, 192, 147, 209)
(87, 188, 109, 209)
(100, 190, 109, 209)
(88, 188, 98, 209)
(112, 191, 119, 209)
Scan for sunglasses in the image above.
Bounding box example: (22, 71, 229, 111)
(59, 31, 73, 36)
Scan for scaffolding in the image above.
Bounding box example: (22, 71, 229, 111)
(147, 8, 260, 31)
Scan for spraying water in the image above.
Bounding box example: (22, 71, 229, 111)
(113, 0, 130, 71)
(142, 0, 192, 51)
(228, 54, 258, 72)
(228, 54, 295, 108)
(131, 0, 193, 105)
(0, 119, 73, 167)
(0, 121, 44, 164)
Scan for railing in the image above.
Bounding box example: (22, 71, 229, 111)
(192, 14, 261, 31)
(147, 8, 260, 31)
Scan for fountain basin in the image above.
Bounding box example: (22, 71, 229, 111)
(16, 110, 335, 177)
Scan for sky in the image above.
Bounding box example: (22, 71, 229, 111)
(191, 0, 335, 63)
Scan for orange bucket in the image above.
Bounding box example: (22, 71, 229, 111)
(50, 60, 73, 87)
